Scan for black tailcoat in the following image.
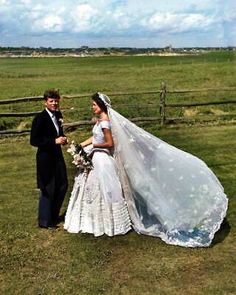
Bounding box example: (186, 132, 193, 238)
(30, 109, 68, 226)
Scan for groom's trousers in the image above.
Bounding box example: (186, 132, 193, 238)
(38, 159, 68, 227)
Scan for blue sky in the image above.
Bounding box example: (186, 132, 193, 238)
(0, 0, 235, 48)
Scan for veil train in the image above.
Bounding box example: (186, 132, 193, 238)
(98, 95, 229, 247)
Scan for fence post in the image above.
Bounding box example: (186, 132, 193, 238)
(160, 82, 166, 125)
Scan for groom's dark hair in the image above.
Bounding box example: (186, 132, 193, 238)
(44, 89, 60, 100)
(92, 93, 108, 114)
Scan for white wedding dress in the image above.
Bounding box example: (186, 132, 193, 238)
(64, 120, 132, 236)
(65, 93, 228, 247)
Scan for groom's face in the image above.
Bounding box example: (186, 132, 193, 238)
(45, 98, 60, 112)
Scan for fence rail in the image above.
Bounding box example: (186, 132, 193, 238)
(166, 100, 236, 107)
(0, 96, 42, 105)
(0, 117, 163, 135)
(0, 84, 236, 135)
(1, 99, 236, 118)
(1, 87, 236, 105)
(0, 91, 159, 105)
(0, 111, 40, 117)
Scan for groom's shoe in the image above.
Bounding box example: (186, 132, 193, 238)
(54, 216, 64, 224)
(52, 214, 65, 225)
(38, 224, 48, 229)
(38, 225, 58, 230)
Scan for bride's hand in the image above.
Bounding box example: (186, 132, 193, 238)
(80, 136, 93, 148)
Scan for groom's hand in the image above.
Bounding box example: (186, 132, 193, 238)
(55, 136, 68, 145)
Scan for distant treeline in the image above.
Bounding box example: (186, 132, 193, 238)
(0, 46, 235, 57)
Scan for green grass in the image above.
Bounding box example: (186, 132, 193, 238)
(0, 123, 236, 295)
(0, 52, 235, 100)
(0, 51, 235, 130)
(0, 52, 236, 294)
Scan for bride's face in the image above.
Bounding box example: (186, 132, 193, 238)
(92, 101, 102, 115)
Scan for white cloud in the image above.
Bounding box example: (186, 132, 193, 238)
(70, 4, 99, 33)
(223, 9, 236, 22)
(0, 0, 235, 47)
(26, 4, 43, 20)
(189, 0, 218, 11)
(182, 14, 214, 30)
(20, 0, 31, 4)
(142, 13, 215, 34)
(28, 3, 66, 33)
(0, 0, 9, 4)
(34, 15, 64, 32)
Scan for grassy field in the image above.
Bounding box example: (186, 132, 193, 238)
(0, 50, 235, 129)
(0, 52, 236, 294)
(0, 51, 235, 99)
(1, 124, 236, 295)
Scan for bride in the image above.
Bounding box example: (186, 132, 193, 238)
(64, 93, 132, 237)
(64, 92, 228, 247)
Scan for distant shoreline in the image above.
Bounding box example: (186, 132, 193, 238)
(0, 46, 234, 58)
(0, 51, 231, 58)
(0, 53, 199, 58)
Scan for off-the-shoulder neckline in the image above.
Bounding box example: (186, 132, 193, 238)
(97, 119, 110, 123)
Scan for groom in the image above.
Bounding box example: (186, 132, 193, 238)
(30, 89, 68, 228)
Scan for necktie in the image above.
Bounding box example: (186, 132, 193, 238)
(52, 114, 59, 135)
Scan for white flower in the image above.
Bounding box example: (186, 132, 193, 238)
(199, 184, 209, 194)
(67, 143, 77, 156)
(67, 140, 93, 170)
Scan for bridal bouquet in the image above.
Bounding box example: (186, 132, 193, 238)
(67, 141, 93, 170)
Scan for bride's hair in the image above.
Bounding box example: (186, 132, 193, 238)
(92, 92, 108, 114)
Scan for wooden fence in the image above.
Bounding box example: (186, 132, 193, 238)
(0, 85, 236, 135)
(159, 83, 236, 125)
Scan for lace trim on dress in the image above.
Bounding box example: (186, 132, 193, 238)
(64, 170, 132, 236)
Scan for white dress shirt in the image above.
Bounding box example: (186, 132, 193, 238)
(46, 108, 59, 135)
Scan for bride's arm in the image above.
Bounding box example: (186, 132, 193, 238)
(80, 136, 93, 147)
(93, 128, 114, 148)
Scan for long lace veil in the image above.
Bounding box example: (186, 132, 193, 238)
(99, 93, 228, 247)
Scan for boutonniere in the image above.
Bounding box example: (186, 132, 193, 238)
(59, 118, 64, 124)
